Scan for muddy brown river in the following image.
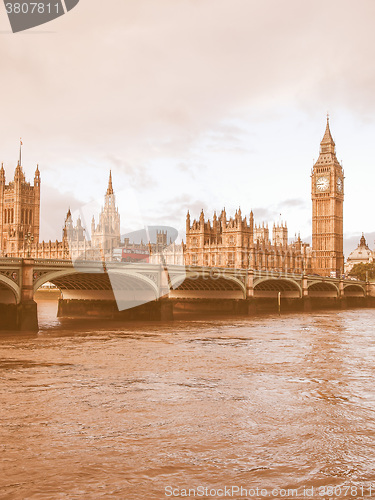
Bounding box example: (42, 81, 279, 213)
(1, 302, 375, 499)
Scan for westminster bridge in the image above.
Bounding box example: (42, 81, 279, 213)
(0, 258, 373, 331)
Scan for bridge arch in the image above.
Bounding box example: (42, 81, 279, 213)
(169, 270, 246, 299)
(253, 277, 302, 298)
(307, 281, 339, 298)
(34, 268, 159, 301)
(0, 275, 20, 304)
(343, 283, 366, 297)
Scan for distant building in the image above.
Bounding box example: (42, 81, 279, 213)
(345, 234, 374, 274)
(63, 173, 184, 264)
(117, 231, 184, 266)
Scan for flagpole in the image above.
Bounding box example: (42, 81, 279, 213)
(19, 138, 22, 165)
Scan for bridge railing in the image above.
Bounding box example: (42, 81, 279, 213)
(0, 258, 23, 265)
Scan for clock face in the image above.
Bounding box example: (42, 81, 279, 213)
(316, 176, 330, 192)
(336, 177, 343, 192)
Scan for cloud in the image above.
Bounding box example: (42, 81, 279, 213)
(1, 0, 375, 242)
(39, 185, 82, 241)
(277, 198, 307, 209)
(252, 207, 279, 223)
(105, 154, 153, 189)
(2, 0, 375, 164)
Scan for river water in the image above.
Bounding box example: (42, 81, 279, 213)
(0, 302, 375, 499)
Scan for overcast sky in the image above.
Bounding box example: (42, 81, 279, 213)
(1, 0, 375, 256)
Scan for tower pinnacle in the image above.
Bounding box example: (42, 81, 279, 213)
(106, 170, 114, 195)
(19, 138, 22, 166)
(320, 115, 335, 154)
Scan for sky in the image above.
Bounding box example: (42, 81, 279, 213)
(1, 0, 375, 256)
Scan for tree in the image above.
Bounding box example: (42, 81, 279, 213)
(348, 262, 375, 281)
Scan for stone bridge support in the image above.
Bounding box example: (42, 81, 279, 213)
(338, 279, 347, 309)
(246, 270, 256, 314)
(302, 275, 312, 312)
(0, 259, 38, 331)
(18, 259, 38, 331)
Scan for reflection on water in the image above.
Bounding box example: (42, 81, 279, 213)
(1, 301, 375, 499)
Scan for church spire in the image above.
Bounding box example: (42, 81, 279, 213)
(106, 170, 114, 195)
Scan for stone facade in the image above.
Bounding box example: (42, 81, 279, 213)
(0, 161, 40, 257)
(184, 208, 312, 273)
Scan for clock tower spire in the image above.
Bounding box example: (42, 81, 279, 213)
(311, 116, 344, 277)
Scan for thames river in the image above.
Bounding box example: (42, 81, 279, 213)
(1, 303, 375, 499)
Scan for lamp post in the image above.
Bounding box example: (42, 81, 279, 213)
(25, 232, 34, 258)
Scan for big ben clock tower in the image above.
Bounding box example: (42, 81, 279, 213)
(311, 116, 344, 277)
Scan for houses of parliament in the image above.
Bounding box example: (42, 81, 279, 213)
(185, 116, 345, 277)
(0, 118, 346, 277)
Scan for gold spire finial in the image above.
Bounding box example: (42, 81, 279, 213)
(106, 170, 114, 195)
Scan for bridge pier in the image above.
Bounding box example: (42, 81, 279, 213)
(339, 297, 348, 309)
(0, 258, 39, 331)
(303, 297, 312, 312)
(19, 259, 38, 331)
(17, 300, 38, 331)
(160, 299, 174, 320)
(246, 298, 257, 315)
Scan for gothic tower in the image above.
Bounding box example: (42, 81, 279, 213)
(91, 171, 121, 255)
(311, 117, 344, 277)
(0, 160, 40, 257)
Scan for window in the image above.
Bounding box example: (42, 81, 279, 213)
(228, 252, 235, 267)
